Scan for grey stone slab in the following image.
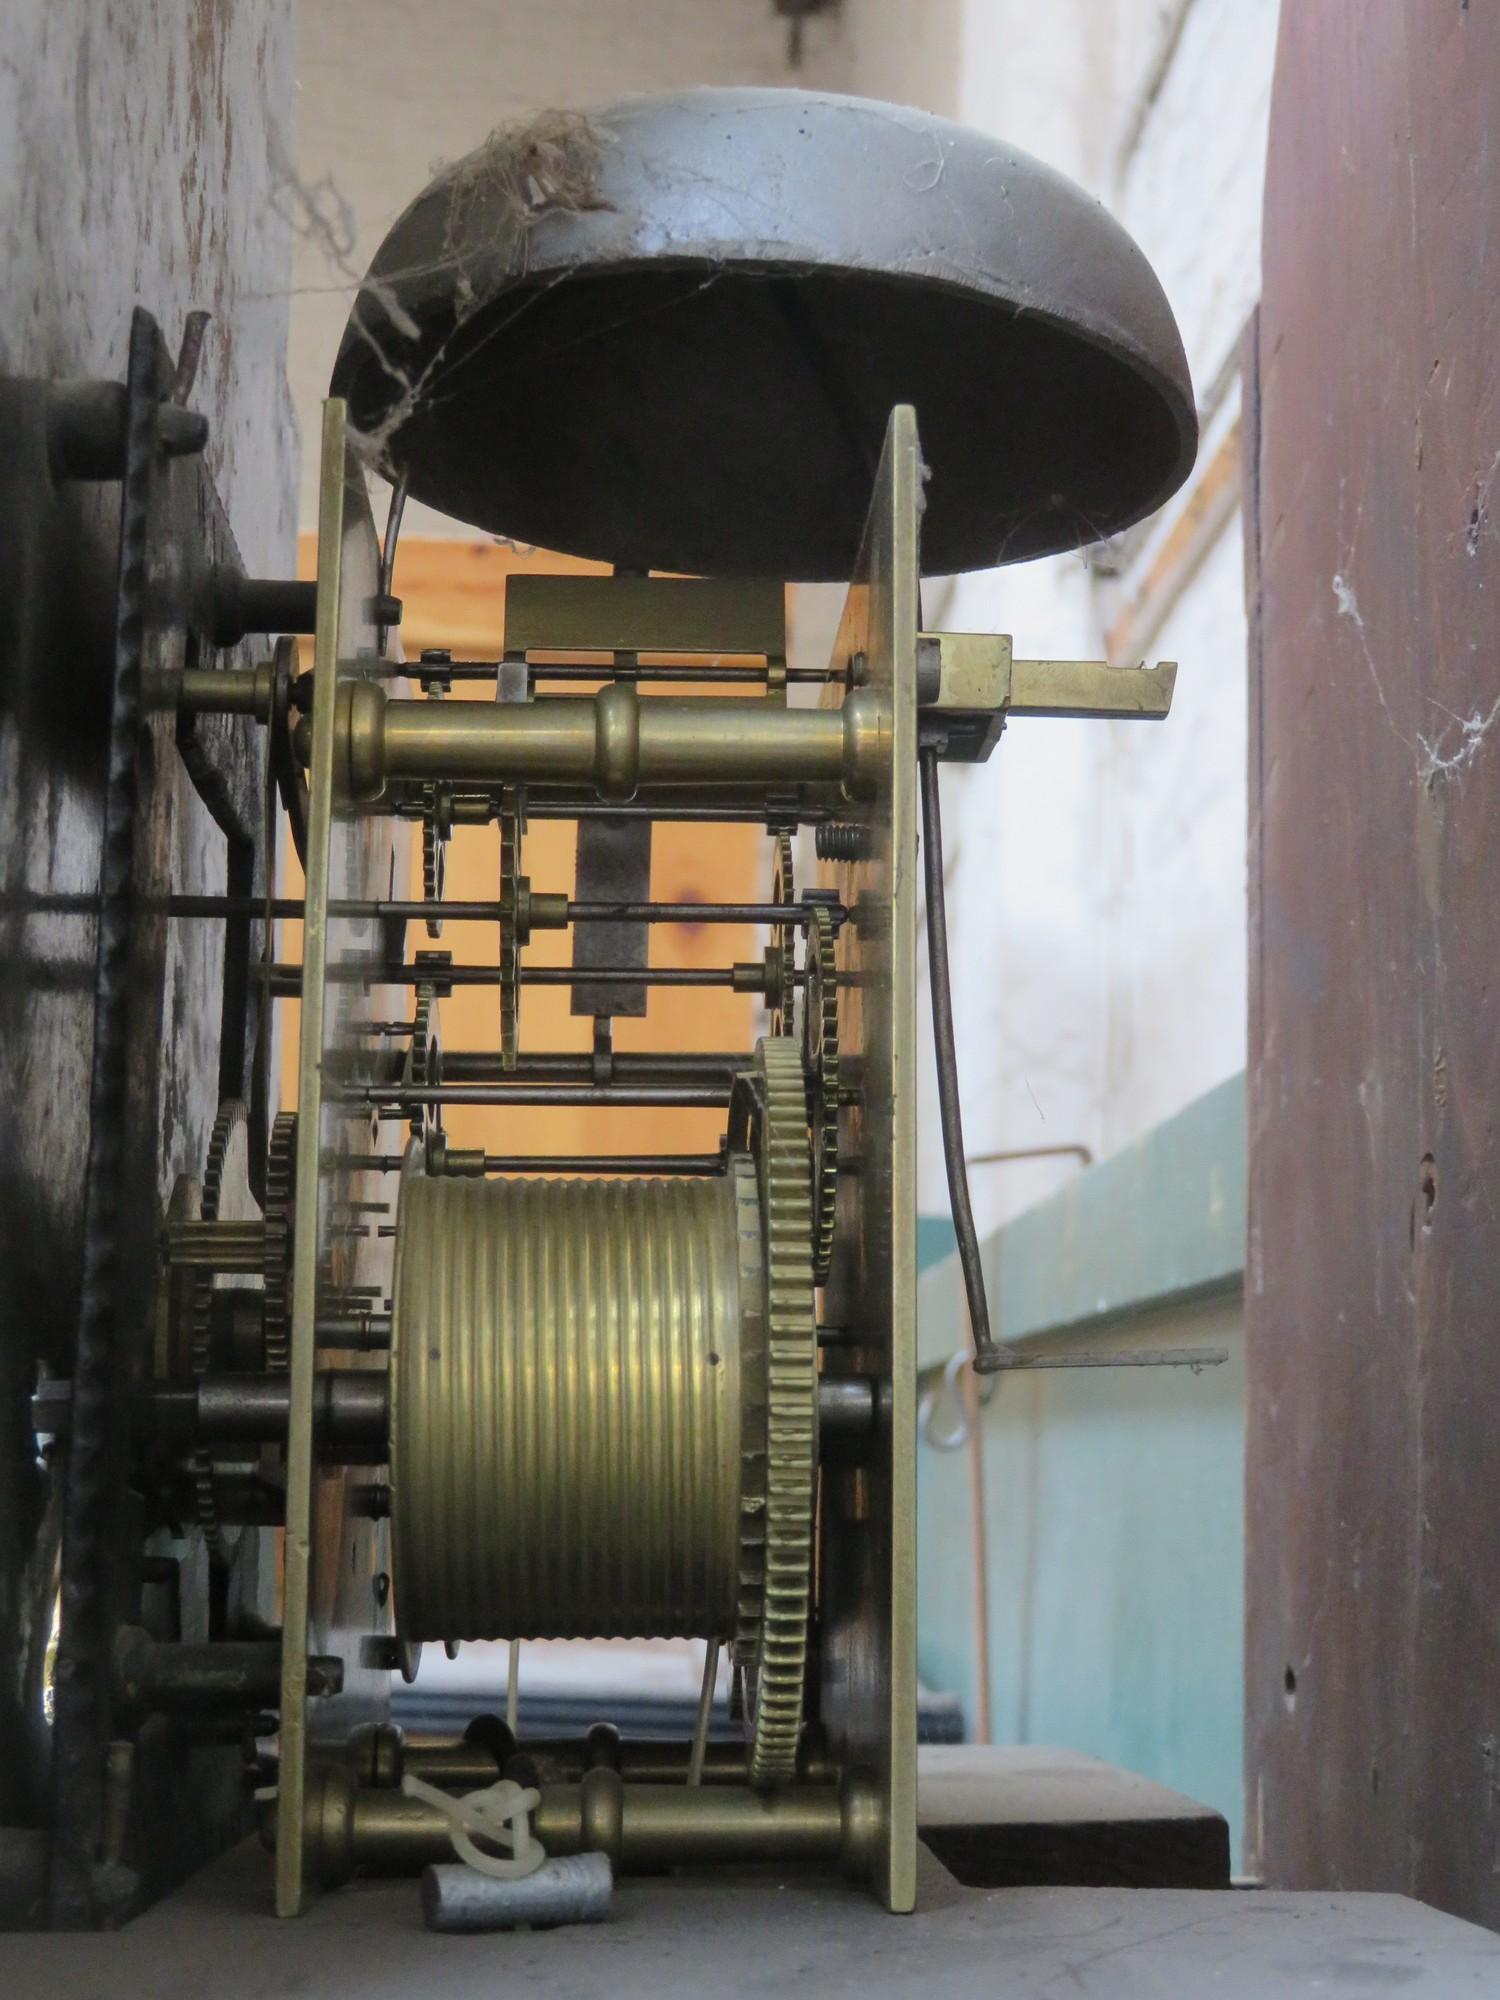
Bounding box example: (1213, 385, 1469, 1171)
(4, 1838, 1500, 1996)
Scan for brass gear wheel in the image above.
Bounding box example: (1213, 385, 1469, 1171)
(190, 1103, 237, 1383)
(728, 1036, 818, 1788)
(420, 787, 446, 938)
(261, 1111, 296, 1373)
(769, 831, 797, 1035)
(498, 785, 524, 1071)
(801, 905, 840, 1285)
(404, 977, 442, 1143)
(191, 1101, 257, 1557)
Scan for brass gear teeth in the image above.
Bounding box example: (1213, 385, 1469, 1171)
(770, 832, 797, 1035)
(191, 1101, 244, 1557)
(262, 1111, 296, 1373)
(406, 982, 438, 1141)
(421, 792, 445, 938)
(802, 906, 840, 1286)
(191, 1103, 236, 1378)
(498, 786, 523, 1071)
(742, 1036, 818, 1789)
(734, 1155, 768, 1669)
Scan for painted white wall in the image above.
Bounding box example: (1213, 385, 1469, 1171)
(1115, 0, 1279, 401)
(839, 0, 961, 114)
(907, 0, 1279, 1235)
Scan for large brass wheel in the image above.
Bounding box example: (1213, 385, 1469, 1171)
(386, 1037, 820, 1789)
(729, 1037, 820, 1788)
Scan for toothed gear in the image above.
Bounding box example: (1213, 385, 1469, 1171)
(262, 1112, 296, 1373)
(191, 1101, 255, 1557)
(769, 831, 797, 1035)
(498, 785, 523, 1071)
(421, 790, 446, 938)
(802, 905, 840, 1285)
(405, 981, 440, 1141)
(729, 1036, 818, 1788)
(190, 1103, 237, 1381)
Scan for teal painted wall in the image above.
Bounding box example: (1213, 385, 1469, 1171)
(916, 1213, 957, 1276)
(915, 1076, 1247, 1865)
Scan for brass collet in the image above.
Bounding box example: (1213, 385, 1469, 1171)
(331, 679, 889, 805)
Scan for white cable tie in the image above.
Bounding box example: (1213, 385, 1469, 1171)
(402, 1771, 545, 1881)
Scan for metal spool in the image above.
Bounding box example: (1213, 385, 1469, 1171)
(389, 1162, 764, 1643)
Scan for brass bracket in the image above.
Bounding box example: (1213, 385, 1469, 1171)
(504, 574, 787, 661)
(916, 631, 1178, 762)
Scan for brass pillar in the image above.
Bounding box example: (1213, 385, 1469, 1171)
(294, 1761, 881, 1887)
(333, 679, 889, 803)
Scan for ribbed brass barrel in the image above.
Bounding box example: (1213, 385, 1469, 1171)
(390, 1165, 758, 1641)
